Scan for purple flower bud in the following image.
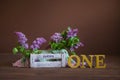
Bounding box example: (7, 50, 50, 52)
(36, 37, 46, 43)
(33, 40, 37, 44)
(19, 37, 28, 42)
(30, 45, 34, 49)
(30, 37, 46, 50)
(22, 43, 29, 49)
(67, 27, 78, 38)
(79, 42, 84, 47)
(15, 32, 29, 49)
(51, 33, 63, 43)
(74, 45, 79, 49)
(70, 47, 74, 52)
(15, 32, 25, 38)
(18, 40, 26, 44)
(36, 40, 40, 44)
(30, 44, 39, 50)
(74, 42, 84, 49)
(34, 44, 40, 49)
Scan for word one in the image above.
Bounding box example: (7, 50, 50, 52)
(68, 55, 106, 68)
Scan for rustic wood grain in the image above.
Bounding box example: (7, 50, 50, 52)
(0, 53, 120, 80)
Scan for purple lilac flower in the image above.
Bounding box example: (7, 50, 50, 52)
(15, 32, 25, 38)
(30, 37, 46, 50)
(51, 33, 63, 43)
(74, 42, 84, 49)
(70, 47, 75, 52)
(15, 32, 28, 49)
(22, 43, 29, 49)
(36, 37, 46, 44)
(78, 42, 84, 47)
(70, 42, 84, 52)
(67, 27, 78, 38)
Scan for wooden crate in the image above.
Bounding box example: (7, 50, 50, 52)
(30, 51, 66, 68)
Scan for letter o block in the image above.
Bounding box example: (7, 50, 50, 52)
(68, 55, 80, 68)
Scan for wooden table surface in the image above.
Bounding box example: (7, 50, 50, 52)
(0, 54, 120, 80)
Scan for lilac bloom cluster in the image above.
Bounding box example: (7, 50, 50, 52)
(15, 32, 29, 49)
(70, 42, 84, 51)
(67, 28, 78, 38)
(30, 37, 46, 50)
(50, 27, 84, 52)
(51, 33, 63, 43)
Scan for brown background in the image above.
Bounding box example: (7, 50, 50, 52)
(0, 1, 120, 80)
(0, 0, 119, 55)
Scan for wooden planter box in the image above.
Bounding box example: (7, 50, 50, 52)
(30, 50, 67, 68)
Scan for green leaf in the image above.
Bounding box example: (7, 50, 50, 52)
(71, 52, 76, 55)
(57, 43, 64, 49)
(24, 50, 30, 57)
(67, 37, 80, 47)
(67, 37, 73, 47)
(37, 50, 42, 54)
(61, 40, 66, 45)
(33, 49, 40, 54)
(73, 37, 79, 43)
(61, 31, 67, 39)
(26, 52, 30, 57)
(12, 48, 18, 54)
(51, 43, 58, 49)
(19, 46, 25, 53)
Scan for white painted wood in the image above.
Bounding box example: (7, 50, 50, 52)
(30, 51, 66, 68)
